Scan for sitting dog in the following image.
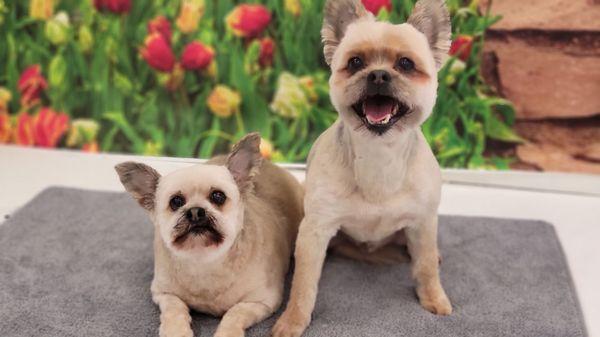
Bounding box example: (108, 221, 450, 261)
(272, 0, 452, 336)
(115, 133, 304, 337)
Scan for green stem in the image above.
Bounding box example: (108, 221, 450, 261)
(234, 109, 245, 136)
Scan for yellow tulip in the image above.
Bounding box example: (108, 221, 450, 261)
(30, 0, 54, 20)
(284, 0, 301, 16)
(176, 0, 205, 34)
(207, 85, 241, 118)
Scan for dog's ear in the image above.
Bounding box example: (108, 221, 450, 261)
(226, 133, 263, 193)
(407, 0, 451, 70)
(115, 162, 161, 211)
(321, 0, 373, 66)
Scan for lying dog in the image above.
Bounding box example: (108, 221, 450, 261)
(115, 133, 304, 337)
(272, 0, 452, 336)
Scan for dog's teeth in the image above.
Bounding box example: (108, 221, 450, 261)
(381, 114, 391, 124)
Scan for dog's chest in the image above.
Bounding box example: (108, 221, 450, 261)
(337, 191, 419, 245)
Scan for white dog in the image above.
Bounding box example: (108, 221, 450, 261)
(272, 0, 453, 336)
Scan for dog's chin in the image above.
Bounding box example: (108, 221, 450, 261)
(351, 94, 410, 135)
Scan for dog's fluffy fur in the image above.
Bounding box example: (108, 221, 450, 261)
(116, 133, 304, 337)
(272, 1, 452, 336)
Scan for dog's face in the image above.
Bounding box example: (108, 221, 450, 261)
(322, 0, 450, 135)
(115, 133, 262, 262)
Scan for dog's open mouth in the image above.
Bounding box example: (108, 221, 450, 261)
(352, 95, 410, 133)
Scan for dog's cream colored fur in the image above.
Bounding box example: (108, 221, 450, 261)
(272, 1, 452, 336)
(116, 134, 304, 337)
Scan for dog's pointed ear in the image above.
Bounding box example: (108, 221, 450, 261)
(321, 0, 373, 66)
(227, 133, 263, 193)
(115, 162, 161, 211)
(407, 0, 451, 70)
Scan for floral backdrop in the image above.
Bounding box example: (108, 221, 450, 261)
(0, 0, 522, 168)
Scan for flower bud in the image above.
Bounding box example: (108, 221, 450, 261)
(181, 41, 214, 71)
(141, 33, 176, 73)
(207, 85, 241, 118)
(226, 4, 271, 38)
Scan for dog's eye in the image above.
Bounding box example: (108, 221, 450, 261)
(396, 57, 415, 72)
(209, 190, 227, 206)
(347, 57, 364, 72)
(169, 195, 186, 211)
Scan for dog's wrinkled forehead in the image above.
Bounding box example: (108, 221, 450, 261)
(334, 21, 435, 74)
(157, 164, 238, 202)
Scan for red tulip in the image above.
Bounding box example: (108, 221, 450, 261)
(449, 35, 473, 62)
(147, 15, 172, 43)
(181, 41, 214, 71)
(0, 112, 12, 144)
(94, 0, 131, 14)
(15, 113, 34, 146)
(32, 107, 69, 147)
(361, 0, 392, 15)
(141, 33, 175, 72)
(259, 37, 275, 67)
(225, 4, 271, 38)
(18, 65, 48, 107)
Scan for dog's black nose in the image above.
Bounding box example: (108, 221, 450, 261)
(185, 207, 206, 222)
(367, 70, 391, 84)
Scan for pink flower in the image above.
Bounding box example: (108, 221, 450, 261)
(361, 0, 391, 15)
(147, 15, 172, 43)
(141, 33, 176, 72)
(225, 4, 271, 38)
(17, 65, 48, 107)
(449, 35, 473, 62)
(181, 41, 215, 71)
(94, 0, 131, 14)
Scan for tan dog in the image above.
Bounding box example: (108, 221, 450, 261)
(272, 0, 452, 336)
(115, 133, 304, 337)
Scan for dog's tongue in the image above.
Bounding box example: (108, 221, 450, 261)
(363, 96, 396, 123)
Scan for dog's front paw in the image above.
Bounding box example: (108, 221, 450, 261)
(159, 321, 194, 337)
(416, 284, 452, 315)
(271, 309, 310, 337)
(213, 327, 244, 337)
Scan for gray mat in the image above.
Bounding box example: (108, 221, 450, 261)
(0, 188, 587, 337)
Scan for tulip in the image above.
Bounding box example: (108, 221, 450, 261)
(78, 25, 94, 53)
(30, 0, 54, 20)
(143, 141, 163, 156)
(207, 85, 241, 118)
(94, 0, 131, 14)
(449, 35, 473, 62)
(164, 64, 185, 91)
(44, 11, 70, 45)
(0, 112, 12, 143)
(141, 33, 175, 72)
(259, 37, 275, 68)
(361, 0, 391, 15)
(226, 4, 271, 38)
(32, 107, 69, 148)
(0, 87, 11, 114)
(176, 0, 205, 34)
(15, 113, 34, 146)
(270, 72, 309, 118)
(148, 15, 172, 43)
(82, 141, 99, 153)
(181, 41, 214, 71)
(66, 119, 100, 147)
(299, 76, 318, 102)
(18, 65, 48, 107)
(284, 0, 301, 16)
(259, 138, 273, 159)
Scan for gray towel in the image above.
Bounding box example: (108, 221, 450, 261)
(0, 188, 587, 337)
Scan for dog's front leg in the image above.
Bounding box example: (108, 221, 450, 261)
(214, 301, 275, 337)
(153, 293, 193, 337)
(405, 215, 452, 315)
(271, 217, 337, 337)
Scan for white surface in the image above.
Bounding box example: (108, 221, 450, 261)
(1, 145, 599, 335)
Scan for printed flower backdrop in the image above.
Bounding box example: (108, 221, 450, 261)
(0, 0, 522, 168)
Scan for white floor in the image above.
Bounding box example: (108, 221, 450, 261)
(1, 145, 599, 336)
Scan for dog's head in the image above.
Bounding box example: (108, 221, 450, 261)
(115, 133, 262, 261)
(322, 0, 450, 135)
